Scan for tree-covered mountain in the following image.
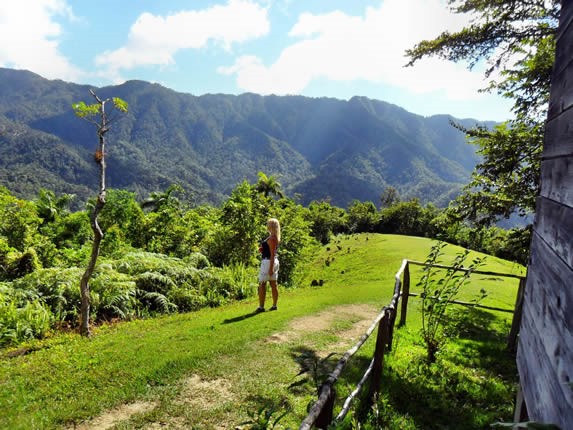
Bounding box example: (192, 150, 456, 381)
(0, 67, 490, 208)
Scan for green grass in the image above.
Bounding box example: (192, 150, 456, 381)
(0, 234, 524, 429)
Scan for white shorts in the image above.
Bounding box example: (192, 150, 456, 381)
(258, 258, 279, 283)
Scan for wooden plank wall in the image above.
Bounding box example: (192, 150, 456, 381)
(516, 1, 573, 427)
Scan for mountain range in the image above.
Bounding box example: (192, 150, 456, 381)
(0, 67, 491, 208)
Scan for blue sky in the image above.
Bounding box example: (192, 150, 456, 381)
(0, 0, 513, 121)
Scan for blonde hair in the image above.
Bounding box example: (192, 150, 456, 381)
(267, 218, 281, 242)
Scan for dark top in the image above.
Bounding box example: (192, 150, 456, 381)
(260, 238, 271, 259)
(260, 236, 278, 260)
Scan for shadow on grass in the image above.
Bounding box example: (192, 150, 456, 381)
(286, 345, 376, 424)
(451, 306, 509, 343)
(222, 310, 263, 324)
(373, 308, 517, 429)
(287, 346, 341, 395)
(242, 394, 293, 427)
(448, 307, 516, 379)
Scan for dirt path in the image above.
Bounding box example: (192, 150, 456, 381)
(70, 304, 380, 429)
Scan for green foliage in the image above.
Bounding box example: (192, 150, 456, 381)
(448, 121, 543, 225)
(72, 101, 100, 118)
(41, 210, 91, 249)
(406, 0, 559, 228)
(34, 189, 74, 225)
(113, 251, 207, 276)
(141, 184, 184, 213)
(305, 200, 347, 245)
(378, 199, 438, 237)
(11, 267, 83, 322)
(0, 173, 531, 348)
(97, 189, 146, 247)
(0, 299, 53, 347)
(417, 242, 485, 362)
(380, 186, 400, 208)
(72, 96, 128, 123)
(254, 172, 285, 199)
(8, 248, 41, 279)
(406, 1, 558, 110)
(0, 244, 42, 281)
(347, 200, 378, 233)
(89, 271, 137, 321)
(213, 181, 267, 266)
(99, 224, 129, 258)
(270, 199, 315, 286)
(0, 187, 41, 251)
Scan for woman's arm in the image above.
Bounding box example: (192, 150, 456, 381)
(268, 236, 277, 274)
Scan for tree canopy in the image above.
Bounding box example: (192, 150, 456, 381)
(406, 0, 560, 227)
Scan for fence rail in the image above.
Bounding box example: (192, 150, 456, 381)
(299, 259, 526, 429)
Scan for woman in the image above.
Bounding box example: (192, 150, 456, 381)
(256, 218, 280, 312)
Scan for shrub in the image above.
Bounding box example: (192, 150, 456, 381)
(417, 242, 484, 363)
(136, 272, 177, 295)
(90, 266, 137, 321)
(9, 248, 41, 279)
(11, 267, 83, 322)
(168, 287, 207, 312)
(0, 287, 53, 346)
(184, 252, 210, 269)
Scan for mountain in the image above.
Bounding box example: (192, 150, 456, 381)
(0, 67, 490, 208)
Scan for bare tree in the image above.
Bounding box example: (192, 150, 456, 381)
(73, 90, 128, 336)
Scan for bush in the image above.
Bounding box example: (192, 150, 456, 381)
(9, 248, 41, 279)
(184, 252, 210, 269)
(136, 272, 177, 295)
(90, 266, 137, 321)
(11, 268, 83, 322)
(0, 286, 53, 346)
(417, 242, 485, 362)
(168, 287, 207, 312)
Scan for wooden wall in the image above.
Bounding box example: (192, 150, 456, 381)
(516, 1, 573, 427)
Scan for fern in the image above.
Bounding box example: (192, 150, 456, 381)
(138, 291, 177, 314)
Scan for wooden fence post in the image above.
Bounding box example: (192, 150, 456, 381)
(399, 263, 410, 326)
(386, 307, 397, 352)
(508, 277, 526, 352)
(368, 310, 389, 401)
(315, 385, 336, 429)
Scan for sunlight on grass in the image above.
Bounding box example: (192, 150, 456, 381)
(0, 234, 524, 429)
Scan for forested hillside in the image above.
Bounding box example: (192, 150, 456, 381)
(0, 68, 491, 208)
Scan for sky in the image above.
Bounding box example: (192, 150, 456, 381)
(0, 0, 514, 121)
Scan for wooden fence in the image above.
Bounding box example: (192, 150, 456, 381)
(299, 259, 526, 429)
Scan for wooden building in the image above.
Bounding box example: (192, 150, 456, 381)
(516, 1, 573, 427)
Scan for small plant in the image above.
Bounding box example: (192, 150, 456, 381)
(240, 403, 289, 430)
(418, 241, 484, 363)
(290, 351, 338, 396)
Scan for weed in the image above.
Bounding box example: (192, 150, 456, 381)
(417, 242, 484, 362)
(240, 403, 289, 429)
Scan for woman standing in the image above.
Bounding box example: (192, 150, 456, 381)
(256, 218, 280, 312)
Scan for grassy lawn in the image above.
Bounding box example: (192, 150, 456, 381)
(0, 234, 525, 429)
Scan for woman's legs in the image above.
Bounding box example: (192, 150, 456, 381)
(270, 280, 278, 307)
(258, 281, 267, 309)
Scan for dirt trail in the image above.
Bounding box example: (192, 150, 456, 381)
(69, 304, 380, 429)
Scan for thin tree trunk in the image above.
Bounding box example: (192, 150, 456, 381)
(79, 194, 104, 336)
(79, 97, 107, 336)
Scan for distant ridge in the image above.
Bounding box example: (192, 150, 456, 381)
(0, 67, 492, 207)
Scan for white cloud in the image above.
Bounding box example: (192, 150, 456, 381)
(0, 0, 82, 81)
(219, 0, 488, 99)
(96, 0, 270, 75)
